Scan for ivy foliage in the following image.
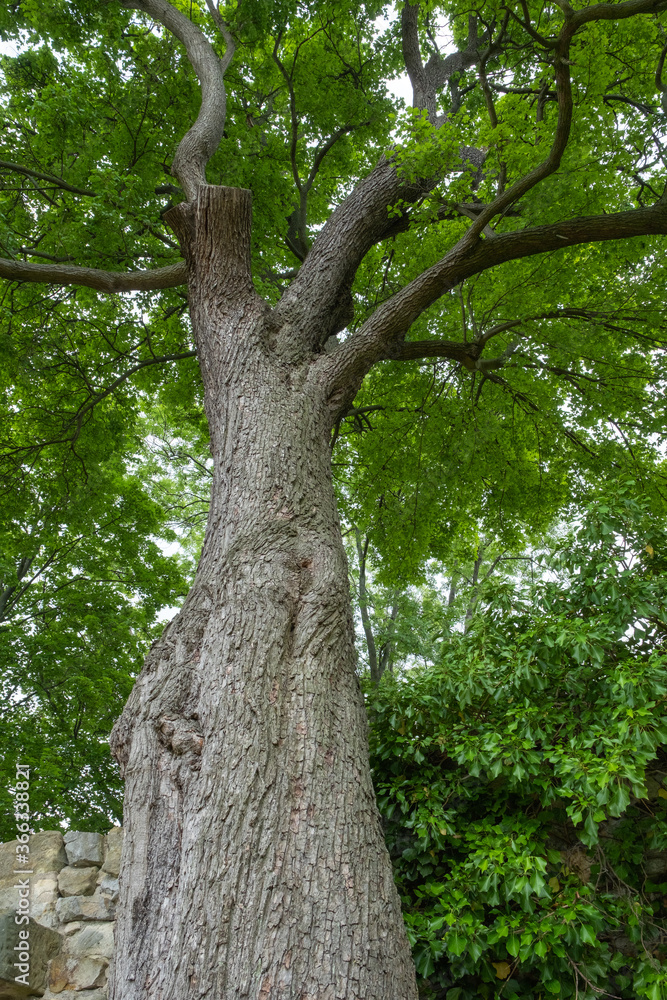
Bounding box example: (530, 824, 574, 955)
(368, 486, 667, 999)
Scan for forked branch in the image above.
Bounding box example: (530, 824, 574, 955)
(273, 5, 490, 354)
(283, 0, 667, 359)
(401, 3, 481, 122)
(460, 0, 667, 245)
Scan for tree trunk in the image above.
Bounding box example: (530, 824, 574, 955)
(109, 187, 418, 1000)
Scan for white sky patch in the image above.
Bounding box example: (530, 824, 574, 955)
(387, 73, 412, 107)
(0, 40, 19, 56)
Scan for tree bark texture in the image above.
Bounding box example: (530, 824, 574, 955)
(109, 187, 418, 1000)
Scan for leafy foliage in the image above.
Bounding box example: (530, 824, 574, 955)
(369, 487, 667, 998)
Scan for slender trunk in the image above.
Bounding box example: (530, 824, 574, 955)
(447, 568, 458, 608)
(378, 594, 400, 678)
(464, 548, 485, 632)
(354, 530, 380, 685)
(110, 188, 418, 1000)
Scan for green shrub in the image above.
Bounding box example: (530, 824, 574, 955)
(369, 487, 667, 998)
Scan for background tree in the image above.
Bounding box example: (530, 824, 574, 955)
(2, 0, 667, 997)
(0, 285, 191, 837)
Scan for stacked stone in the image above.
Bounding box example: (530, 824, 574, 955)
(0, 828, 122, 1000)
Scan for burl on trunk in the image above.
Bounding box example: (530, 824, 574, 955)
(109, 187, 418, 1000)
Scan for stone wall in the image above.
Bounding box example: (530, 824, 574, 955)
(4, 824, 666, 997)
(0, 829, 122, 1000)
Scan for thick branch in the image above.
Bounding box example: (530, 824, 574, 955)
(401, 2, 432, 118)
(570, 0, 667, 25)
(320, 199, 667, 405)
(274, 157, 434, 355)
(276, 0, 667, 364)
(0, 257, 187, 292)
(273, 12, 488, 356)
(391, 335, 518, 370)
(393, 339, 479, 367)
(122, 0, 230, 200)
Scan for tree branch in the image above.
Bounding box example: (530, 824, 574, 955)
(318, 198, 667, 407)
(384, 306, 654, 367)
(391, 338, 479, 366)
(454, 21, 575, 250)
(0, 257, 187, 292)
(378, 595, 400, 678)
(2, 351, 197, 465)
(283, 126, 359, 262)
(0, 160, 95, 197)
(303, 126, 357, 196)
(274, 157, 435, 356)
(656, 39, 667, 111)
(121, 0, 232, 200)
(204, 0, 236, 73)
(72, 350, 197, 423)
(272, 9, 489, 357)
(569, 0, 667, 26)
(510, 2, 557, 48)
(459, 0, 667, 246)
(272, 37, 302, 194)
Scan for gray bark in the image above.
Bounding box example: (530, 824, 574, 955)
(109, 187, 418, 1000)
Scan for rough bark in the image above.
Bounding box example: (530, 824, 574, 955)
(109, 187, 418, 1000)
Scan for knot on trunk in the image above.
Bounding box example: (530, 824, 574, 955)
(157, 716, 204, 760)
(109, 714, 132, 777)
